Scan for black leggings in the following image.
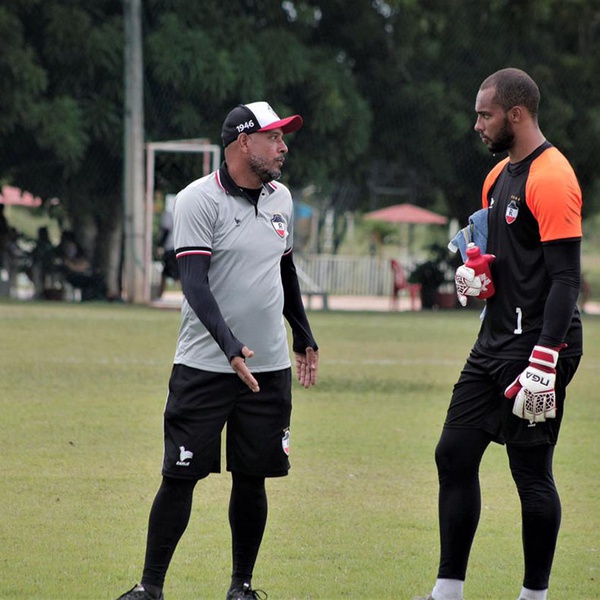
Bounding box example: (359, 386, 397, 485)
(141, 472, 267, 590)
(435, 428, 560, 590)
(229, 471, 268, 582)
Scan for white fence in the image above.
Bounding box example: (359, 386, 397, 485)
(295, 254, 418, 297)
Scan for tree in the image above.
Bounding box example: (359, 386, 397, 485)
(1, 0, 598, 299)
(0, 0, 373, 296)
(290, 0, 600, 224)
(0, 0, 124, 296)
(142, 0, 372, 191)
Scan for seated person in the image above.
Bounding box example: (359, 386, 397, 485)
(56, 230, 107, 301)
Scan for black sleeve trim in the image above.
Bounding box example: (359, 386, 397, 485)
(280, 252, 318, 353)
(178, 253, 244, 362)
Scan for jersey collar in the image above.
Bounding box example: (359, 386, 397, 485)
(217, 162, 276, 205)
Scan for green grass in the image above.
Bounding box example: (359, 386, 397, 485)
(0, 301, 598, 599)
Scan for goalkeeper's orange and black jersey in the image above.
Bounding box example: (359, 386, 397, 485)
(474, 141, 583, 359)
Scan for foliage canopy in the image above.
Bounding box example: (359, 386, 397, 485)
(1, 0, 598, 288)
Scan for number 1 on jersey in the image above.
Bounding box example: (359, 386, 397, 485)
(514, 307, 523, 334)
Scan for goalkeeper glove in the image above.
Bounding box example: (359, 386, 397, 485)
(454, 258, 495, 307)
(504, 345, 563, 424)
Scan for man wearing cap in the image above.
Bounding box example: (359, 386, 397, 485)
(116, 102, 319, 600)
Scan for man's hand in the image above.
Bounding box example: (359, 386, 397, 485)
(295, 347, 319, 389)
(231, 346, 260, 392)
(454, 254, 495, 307)
(454, 265, 483, 307)
(504, 345, 561, 423)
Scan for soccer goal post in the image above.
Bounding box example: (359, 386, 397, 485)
(143, 139, 221, 302)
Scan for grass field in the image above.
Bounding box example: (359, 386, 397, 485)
(0, 301, 598, 600)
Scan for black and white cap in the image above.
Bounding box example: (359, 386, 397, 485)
(221, 101, 303, 148)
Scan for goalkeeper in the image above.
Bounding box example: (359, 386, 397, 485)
(415, 68, 583, 600)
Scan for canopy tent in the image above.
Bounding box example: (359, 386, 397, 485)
(0, 185, 42, 207)
(364, 202, 447, 225)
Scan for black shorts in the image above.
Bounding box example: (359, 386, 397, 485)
(162, 364, 292, 479)
(444, 347, 580, 446)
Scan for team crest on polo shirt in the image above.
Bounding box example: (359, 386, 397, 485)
(271, 213, 287, 238)
(505, 199, 519, 224)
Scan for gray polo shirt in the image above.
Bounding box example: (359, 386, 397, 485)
(172, 167, 294, 373)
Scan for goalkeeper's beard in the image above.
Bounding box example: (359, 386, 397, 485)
(487, 115, 514, 155)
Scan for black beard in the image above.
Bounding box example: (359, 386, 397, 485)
(249, 155, 282, 183)
(260, 169, 282, 183)
(488, 117, 514, 154)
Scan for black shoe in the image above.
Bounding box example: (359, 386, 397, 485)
(226, 582, 267, 600)
(116, 583, 164, 600)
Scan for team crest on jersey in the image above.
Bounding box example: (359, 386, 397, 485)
(505, 200, 519, 224)
(271, 213, 287, 238)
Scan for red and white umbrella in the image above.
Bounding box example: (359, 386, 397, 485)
(0, 185, 42, 207)
(364, 202, 447, 225)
